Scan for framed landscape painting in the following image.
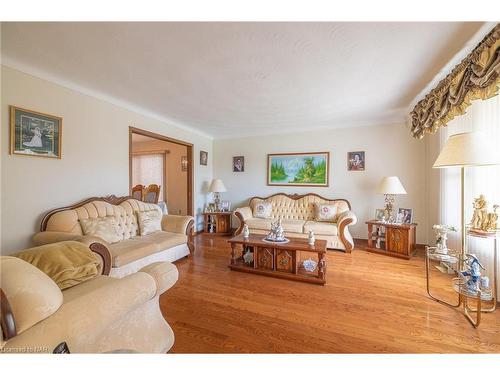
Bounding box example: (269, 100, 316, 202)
(267, 152, 329, 187)
(10, 106, 62, 159)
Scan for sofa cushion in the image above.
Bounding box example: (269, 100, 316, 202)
(280, 219, 305, 233)
(304, 221, 338, 236)
(80, 216, 122, 243)
(246, 217, 273, 231)
(0, 256, 63, 335)
(141, 231, 188, 250)
(15, 241, 100, 290)
(137, 209, 162, 236)
(109, 238, 159, 267)
(314, 203, 338, 222)
(253, 201, 272, 219)
(108, 232, 187, 267)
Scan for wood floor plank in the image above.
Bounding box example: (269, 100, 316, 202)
(160, 235, 500, 353)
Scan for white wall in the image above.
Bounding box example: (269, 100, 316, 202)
(1, 66, 212, 254)
(213, 123, 428, 243)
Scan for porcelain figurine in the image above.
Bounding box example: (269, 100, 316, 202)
(308, 230, 315, 245)
(265, 218, 287, 242)
(482, 204, 498, 231)
(432, 224, 457, 255)
(470, 195, 488, 229)
(243, 224, 250, 239)
(243, 249, 254, 265)
(461, 254, 486, 293)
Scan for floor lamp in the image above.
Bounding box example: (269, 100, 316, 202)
(433, 132, 499, 255)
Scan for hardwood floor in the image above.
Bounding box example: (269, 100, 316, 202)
(160, 234, 500, 353)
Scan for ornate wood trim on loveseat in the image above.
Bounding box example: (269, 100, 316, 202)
(37, 195, 196, 268)
(235, 193, 356, 252)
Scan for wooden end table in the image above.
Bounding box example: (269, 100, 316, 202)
(203, 211, 233, 235)
(228, 234, 327, 285)
(365, 220, 417, 259)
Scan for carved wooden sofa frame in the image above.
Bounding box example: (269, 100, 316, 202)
(35, 195, 194, 277)
(235, 193, 357, 252)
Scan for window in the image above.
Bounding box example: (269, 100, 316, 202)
(132, 153, 165, 202)
(439, 95, 500, 297)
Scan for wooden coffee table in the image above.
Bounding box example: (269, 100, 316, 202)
(228, 234, 327, 285)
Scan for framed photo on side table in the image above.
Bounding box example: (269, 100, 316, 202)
(396, 208, 413, 224)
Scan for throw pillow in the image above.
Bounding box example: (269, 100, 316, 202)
(253, 201, 272, 219)
(315, 203, 338, 222)
(80, 216, 122, 243)
(15, 241, 100, 290)
(137, 209, 162, 236)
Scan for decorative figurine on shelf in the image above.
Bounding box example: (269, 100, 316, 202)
(432, 224, 457, 255)
(264, 218, 287, 242)
(470, 195, 488, 229)
(460, 254, 486, 293)
(243, 247, 254, 265)
(308, 230, 315, 245)
(482, 204, 498, 231)
(243, 224, 250, 239)
(470, 195, 499, 232)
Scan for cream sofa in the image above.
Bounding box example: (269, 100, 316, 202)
(235, 193, 357, 252)
(32, 196, 194, 278)
(0, 245, 178, 353)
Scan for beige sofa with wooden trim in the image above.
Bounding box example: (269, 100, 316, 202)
(234, 193, 357, 252)
(0, 242, 178, 353)
(32, 196, 194, 278)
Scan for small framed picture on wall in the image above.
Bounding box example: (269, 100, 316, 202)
(233, 156, 244, 172)
(200, 150, 208, 166)
(347, 151, 365, 171)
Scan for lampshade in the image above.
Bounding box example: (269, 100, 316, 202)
(209, 179, 227, 193)
(377, 176, 407, 195)
(433, 132, 500, 168)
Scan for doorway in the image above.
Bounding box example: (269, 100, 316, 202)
(129, 127, 193, 216)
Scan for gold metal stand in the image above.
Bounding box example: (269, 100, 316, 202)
(425, 230, 498, 328)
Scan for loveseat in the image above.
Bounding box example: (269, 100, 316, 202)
(0, 241, 178, 353)
(235, 193, 357, 252)
(32, 196, 194, 278)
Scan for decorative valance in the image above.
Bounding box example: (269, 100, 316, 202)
(409, 24, 500, 139)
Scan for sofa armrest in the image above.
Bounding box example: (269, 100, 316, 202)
(337, 211, 357, 253)
(139, 262, 179, 296)
(32, 231, 82, 246)
(161, 215, 195, 254)
(161, 215, 193, 234)
(234, 207, 253, 235)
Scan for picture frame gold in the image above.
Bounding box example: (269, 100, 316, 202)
(10, 105, 62, 159)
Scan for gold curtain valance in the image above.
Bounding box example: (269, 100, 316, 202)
(409, 24, 500, 139)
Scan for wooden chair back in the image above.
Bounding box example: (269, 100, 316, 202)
(131, 184, 144, 201)
(143, 184, 161, 204)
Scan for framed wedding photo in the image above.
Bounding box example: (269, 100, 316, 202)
(10, 106, 62, 159)
(396, 208, 413, 224)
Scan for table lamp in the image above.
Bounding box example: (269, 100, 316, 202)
(209, 178, 227, 211)
(433, 131, 499, 254)
(377, 176, 407, 222)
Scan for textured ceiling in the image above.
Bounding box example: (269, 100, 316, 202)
(1, 22, 484, 138)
